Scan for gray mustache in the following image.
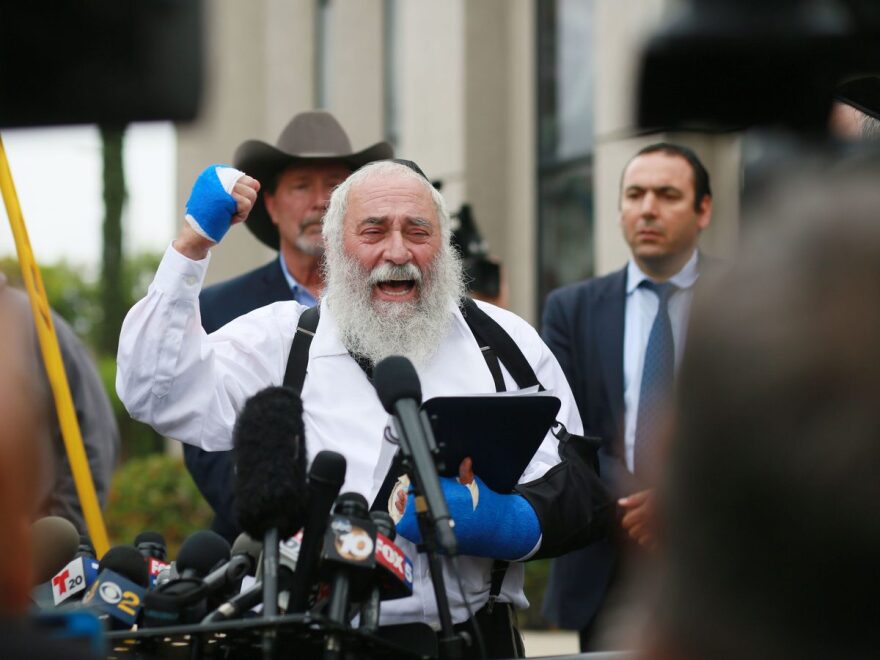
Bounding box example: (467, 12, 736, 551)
(367, 263, 423, 285)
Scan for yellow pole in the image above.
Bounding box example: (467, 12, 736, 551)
(0, 134, 110, 557)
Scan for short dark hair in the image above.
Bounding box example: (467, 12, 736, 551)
(626, 142, 712, 211)
(657, 172, 880, 659)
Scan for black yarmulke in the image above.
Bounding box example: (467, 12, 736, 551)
(234, 386, 309, 539)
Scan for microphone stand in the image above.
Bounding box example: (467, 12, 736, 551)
(396, 412, 465, 660)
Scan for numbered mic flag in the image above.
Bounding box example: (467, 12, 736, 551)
(83, 569, 146, 627)
(51, 557, 101, 606)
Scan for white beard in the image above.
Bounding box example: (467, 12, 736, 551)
(323, 245, 466, 368)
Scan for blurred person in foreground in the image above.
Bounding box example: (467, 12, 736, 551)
(0, 288, 99, 658)
(646, 171, 880, 659)
(117, 159, 609, 657)
(189, 110, 392, 542)
(0, 274, 118, 534)
(541, 143, 720, 650)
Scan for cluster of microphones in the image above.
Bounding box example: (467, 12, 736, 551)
(29, 364, 427, 645)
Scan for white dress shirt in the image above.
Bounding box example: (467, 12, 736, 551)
(116, 244, 584, 627)
(622, 251, 700, 473)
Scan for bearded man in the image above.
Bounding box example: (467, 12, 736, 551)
(117, 160, 608, 658)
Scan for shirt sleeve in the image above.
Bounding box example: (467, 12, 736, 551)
(116, 244, 306, 451)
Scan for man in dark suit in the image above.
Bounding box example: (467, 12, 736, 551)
(188, 111, 392, 540)
(541, 143, 714, 651)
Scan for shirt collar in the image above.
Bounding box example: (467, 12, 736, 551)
(626, 249, 701, 294)
(278, 253, 317, 305)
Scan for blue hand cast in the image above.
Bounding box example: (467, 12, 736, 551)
(184, 164, 242, 243)
(395, 475, 541, 561)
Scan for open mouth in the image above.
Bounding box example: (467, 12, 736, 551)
(376, 280, 416, 296)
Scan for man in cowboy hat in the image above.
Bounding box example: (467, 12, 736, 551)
(188, 111, 392, 541)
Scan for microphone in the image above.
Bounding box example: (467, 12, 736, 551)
(176, 530, 230, 579)
(359, 511, 414, 631)
(287, 450, 347, 613)
(234, 386, 308, 618)
(373, 356, 458, 555)
(75, 535, 96, 559)
(134, 531, 167, 561)
(82, 545, 149, 629)
(230, 532, 263, 579)
(140, 530, 229, 628)
(31, 516, 80, 585)
(322, 493, 377, 660)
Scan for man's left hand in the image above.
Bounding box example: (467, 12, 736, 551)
(618, 489, 656, 548)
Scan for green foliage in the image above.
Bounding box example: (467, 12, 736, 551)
(105, 453, 214, 558)
(1, 252, 167, 460)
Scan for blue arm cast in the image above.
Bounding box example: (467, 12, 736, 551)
(396, 475, 541, 561)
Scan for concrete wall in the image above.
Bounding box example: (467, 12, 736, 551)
(593, 0, 740, 276)
(176, 0, 740, 311)
(464, 0, 536, 321)
(176, 0, 316, 286)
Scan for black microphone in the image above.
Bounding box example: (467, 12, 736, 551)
(141, 530, 229, 628)
(134, 530, 167, 561)
(98, 546, 150, 589)
(75, 535, 96, 559)
(322, 493, 377, 660)
(82, 545, 149, 629)
(234, 386, 309, 618)
(359, 511, 395, 631)
(176, 530, 230, 579)
(373, 356, 458, 555)
(287, 450, 347, 613)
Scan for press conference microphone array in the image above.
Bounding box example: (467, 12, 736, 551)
(374, 356, 458, 555)
(287, 449, 347, 613)
(233, 386, 309, 619)
(358, 511, 413, 632)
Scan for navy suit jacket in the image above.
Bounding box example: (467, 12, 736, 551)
(184, 259, 293, 542)
(540, 266, 629, 630)
(541, 257, 719, 630)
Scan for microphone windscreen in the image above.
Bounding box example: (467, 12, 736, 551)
(176, 530, 231, 578)
(374, 356, 422, 412)
(234, 386, 308, 539)
(31, 516, 79, 584)
(99, 545, 150, 588)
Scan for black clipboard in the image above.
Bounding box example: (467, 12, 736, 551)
(421, 393, 561, 493)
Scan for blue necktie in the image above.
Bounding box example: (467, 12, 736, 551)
(634, 280, 677, 475)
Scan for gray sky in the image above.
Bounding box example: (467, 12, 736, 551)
(0, 123, 176, 275)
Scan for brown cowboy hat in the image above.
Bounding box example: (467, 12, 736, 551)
(233, 110, 393, 250)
